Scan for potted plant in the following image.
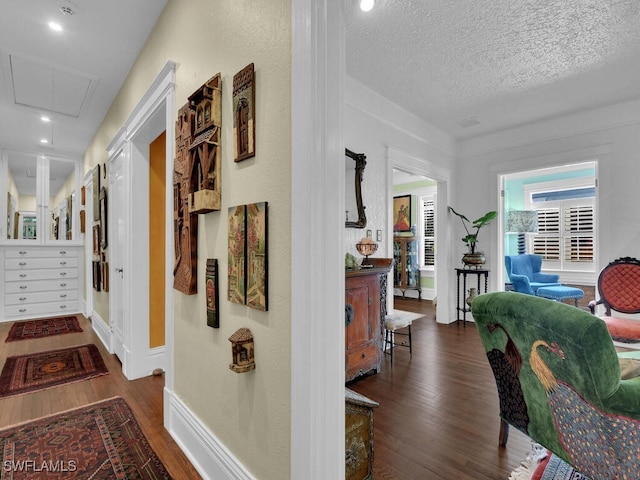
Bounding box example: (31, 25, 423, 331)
(448, 206, 497, 266)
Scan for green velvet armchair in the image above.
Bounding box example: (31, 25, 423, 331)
(472, 292, 640, 479)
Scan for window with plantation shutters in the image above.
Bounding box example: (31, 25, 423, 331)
(528, 191, 595, 272)
(420, 195, 435, 268)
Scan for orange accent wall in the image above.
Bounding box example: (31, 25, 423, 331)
(149, 132, 166, 348)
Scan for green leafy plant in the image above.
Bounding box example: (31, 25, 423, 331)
(448, 206, 497, 254)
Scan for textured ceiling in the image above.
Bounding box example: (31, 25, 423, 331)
(346, 0, 640, 139)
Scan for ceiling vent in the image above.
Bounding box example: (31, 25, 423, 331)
(57, 0, 79, 16)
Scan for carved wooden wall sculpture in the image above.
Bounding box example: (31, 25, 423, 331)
(173, 104, 198, 295)
(188, 73, 222, 214)
(233, 63, 256, 162)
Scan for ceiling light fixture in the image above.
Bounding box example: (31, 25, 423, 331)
(360, 0, 375, 12)
(40, 139, 49, 144)
(48, 21, 63, 32)
(41, 115, 51, 122)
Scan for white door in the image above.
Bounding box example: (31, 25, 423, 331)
(110, 151, 126, 362)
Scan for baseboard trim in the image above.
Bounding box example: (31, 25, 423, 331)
(166, 390, 255, 480)
(90, 310, 112, 353)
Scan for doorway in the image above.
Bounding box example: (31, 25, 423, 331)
(499, 161, 598, 294)
(387, 148, 451, 322)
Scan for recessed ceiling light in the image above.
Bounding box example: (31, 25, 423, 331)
(48, 21, 63, 32)
(40, 139, 49, 144)
(41, 115, 51, 122)
(360, 0, 375, 12)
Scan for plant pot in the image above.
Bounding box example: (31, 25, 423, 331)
(462, 252, 485, 267)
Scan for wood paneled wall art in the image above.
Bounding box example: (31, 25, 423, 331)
(233, 63, 255, 162)
(227, 205, 246, 305)
(173, 104, 198, 295)
(188, 73, 222, 214)
(246, 201, 268, 311)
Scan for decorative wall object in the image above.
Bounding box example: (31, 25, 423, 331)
(92, 260, 101, 292)
(246, 202, 268, 311)
(80, 210, 85, 233)
(92, 225, 100, 257)
(206, 259, 219, 328)
(173, 104, 198, 295)
(393, 195, 411, 232)
(228, 328, 255, 373)
(81, 186, 86, 206)
(92, 164, 101, 220)
(99, 187, 108, 249)
(102, 262, 109, 293)
(233, 63, 256, 162)
(228, 205, 246, 305)
(187, 73, 222, 214)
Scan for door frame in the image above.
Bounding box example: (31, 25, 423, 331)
(387, 147, 452, 323)
(106, 62, 175, 383)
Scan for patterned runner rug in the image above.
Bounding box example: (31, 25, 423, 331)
(0, 344, 108, 398)
(5, 316, 83, 342)
(0, 397, 172, 479)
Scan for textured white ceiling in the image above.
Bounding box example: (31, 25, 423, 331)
(346, 0, 640, 139)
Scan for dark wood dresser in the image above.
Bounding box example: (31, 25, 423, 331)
(345, 258, 392, 382)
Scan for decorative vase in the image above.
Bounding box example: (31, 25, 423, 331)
(466, 287, 478, 307)
(462, 252, 485, 267)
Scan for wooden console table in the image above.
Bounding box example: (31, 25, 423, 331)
(345, 258, 392, 382)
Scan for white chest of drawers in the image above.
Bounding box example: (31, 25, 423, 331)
(1, 246, 83, 321)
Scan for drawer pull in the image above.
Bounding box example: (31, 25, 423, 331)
(20, 285, 27, 290)
(59, 251, 67, 255)
(60, 283, 67, 287)
(60, 261, 67, 265)
(19, 297, 26, 301)
(60, 305, 67, 309)
(19, 308, 26, 313)
(19, 262, 27, 266)
(59, 272, 67, 276)
(60, 294, 67, 298)
(19, 274, 27, 278)
(19, 251, 27, 255)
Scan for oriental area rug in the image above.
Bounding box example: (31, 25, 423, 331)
(509, 443, 590, 480)
(0, 397, 172, 479)
(0, 344, 108, 398)
(5, 316, 83, 342)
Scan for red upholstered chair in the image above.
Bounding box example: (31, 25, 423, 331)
(589, 257, 640, 342)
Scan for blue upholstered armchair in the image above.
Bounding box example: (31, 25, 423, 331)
(505, 254, 560, 295)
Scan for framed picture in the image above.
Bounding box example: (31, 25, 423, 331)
(92, 164, 101, 220)
(228, 205, 246, 305)
(99, 187, 108, 249)
(206, 259, 220, 328)
(393, 195, 412, 232)
(93, 225, 100, 257)
(93, 260, 101, 292)
(246, 202, 268, 311)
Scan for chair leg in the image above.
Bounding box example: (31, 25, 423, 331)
(499, 419, 509, 447)
(408, 324, 412, 356)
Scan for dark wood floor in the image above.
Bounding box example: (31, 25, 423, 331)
(0, 315, 201, 479)
(348, 297, 532, 480)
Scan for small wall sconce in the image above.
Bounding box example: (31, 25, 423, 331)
(229, 328, 255, 373)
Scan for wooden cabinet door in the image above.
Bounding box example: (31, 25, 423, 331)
(345, 274, 381, 381)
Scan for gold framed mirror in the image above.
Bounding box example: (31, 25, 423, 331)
(345, 148, 367, 228)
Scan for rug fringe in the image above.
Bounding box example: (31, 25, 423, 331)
(508, 443, 548, 480)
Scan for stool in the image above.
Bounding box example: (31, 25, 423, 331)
(384, 314, 413, 364)
(536, 285, 585, 307)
